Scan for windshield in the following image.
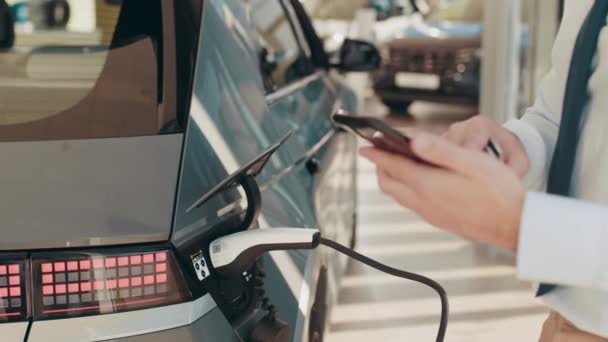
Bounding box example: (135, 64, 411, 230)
(0, 0, 176, 142)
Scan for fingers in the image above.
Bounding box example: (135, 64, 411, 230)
(410, 133, 495, 179)
(482, 127, 529, 176)
(360, 147, 446, 191)
(442, 124, 465, 146)
(504, 144, 530, 177)
(360, 147, 424, 184)
(376, 169, 419, 209)
(443, 116, 530, 177)
(443, 118, 492, 150)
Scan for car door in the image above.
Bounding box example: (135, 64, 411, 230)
(171, 1, 323, 341)
(247, 1, 359, 341)
(171, 0, 358, 341)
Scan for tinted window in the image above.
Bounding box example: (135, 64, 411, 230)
(249, 0, 314, 93)
(0, 0, 178, 142)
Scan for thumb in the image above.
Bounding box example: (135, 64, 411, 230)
(411, 132, 493, 178)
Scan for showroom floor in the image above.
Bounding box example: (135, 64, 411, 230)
(326, 100, 548, 342)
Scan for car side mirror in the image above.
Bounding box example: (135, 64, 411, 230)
(334, 39, 381, 72)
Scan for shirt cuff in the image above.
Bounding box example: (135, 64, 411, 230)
(504, 119, 548, 190)
(517, 192, 608, 289)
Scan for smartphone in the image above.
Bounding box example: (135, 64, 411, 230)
(332, 111, 420, 159)
(332, 111, 502, 160)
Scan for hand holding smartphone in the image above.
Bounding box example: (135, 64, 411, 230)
(331, 110, 501, 161)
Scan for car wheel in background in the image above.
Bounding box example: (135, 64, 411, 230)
(381, 99, 412, 115)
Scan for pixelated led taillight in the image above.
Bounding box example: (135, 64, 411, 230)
(32, 248, 191, 319)
(0, 257, 27, 322)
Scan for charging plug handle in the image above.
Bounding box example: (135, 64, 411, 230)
(210, 228, 321, 276)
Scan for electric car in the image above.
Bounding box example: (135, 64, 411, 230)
(0, 0, 379, 341)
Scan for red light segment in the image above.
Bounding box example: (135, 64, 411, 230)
(9, 287, 20, 297)
(79, 260, 91, 270)
(68, 283, 79, 293)
(105, 258, 117, 268)
(43, 285, 54, 295)
(93, 281, 105, 291)
(35, 250, 185, 319)
(155, 252, 167, 262)
(8, 265, 20, 275)
(130, 255, 141, 265)
(143, 254, 154, 263)
(155, 263, 166, 273)
(106, 280, 117, 289)
(55, 284, 66, 294)
(118, 257, 129, 267)
(156, 274, 167, 284)
(92, 258, 104, 269)
(67, 261, 78, 271)
(0, 261, 25, 320)
(41, 263, 53, 273)
(131, 277, 142, 286)
(42, 274, 53, 284)
(80, 282, 91, 292)
(53, 262, 65, 272)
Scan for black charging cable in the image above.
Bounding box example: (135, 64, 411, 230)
(209, 227, 449, 341)
(319, 238, 449, 342)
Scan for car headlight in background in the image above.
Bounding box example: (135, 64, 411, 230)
(453, 48, 481, 74)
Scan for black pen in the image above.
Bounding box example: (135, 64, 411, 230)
(485, 139, 502, 159)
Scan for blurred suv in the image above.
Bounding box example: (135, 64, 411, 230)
(373, 0, 528, 114)
(373, 19, 483, 113)
(0, 0, 378, 341)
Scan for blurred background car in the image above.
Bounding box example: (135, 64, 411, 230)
(373, 18, 483, 113)
(372, 0, 528, 114)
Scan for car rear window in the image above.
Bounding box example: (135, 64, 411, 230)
(0, 0, 176, 142)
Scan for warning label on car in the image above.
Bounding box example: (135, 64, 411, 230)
(190, 250, 210, 281)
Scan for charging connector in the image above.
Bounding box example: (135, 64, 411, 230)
(209, 228, 449, 342)
(210, 228, 320, 276)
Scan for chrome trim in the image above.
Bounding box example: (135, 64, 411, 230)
(265, 71, 323, 105)
(27, 294, 217, 342)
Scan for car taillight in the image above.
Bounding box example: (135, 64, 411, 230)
(32, 248, 190, 319)
(0, 256, 27, 322)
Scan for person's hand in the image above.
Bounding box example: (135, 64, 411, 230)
(360, 133, 526, 252)
(444, 116, 529, 178)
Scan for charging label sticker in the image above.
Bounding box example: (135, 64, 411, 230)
(190, 251, 210, 281)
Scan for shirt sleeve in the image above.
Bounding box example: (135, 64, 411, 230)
(503, 64, 564, 189)
(517, 192, 608, 290)
(502, 4, 582, 190)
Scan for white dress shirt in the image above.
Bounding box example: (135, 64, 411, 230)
(504, 0, 608, 337)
